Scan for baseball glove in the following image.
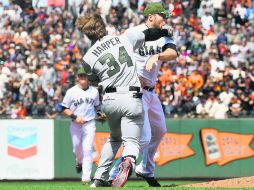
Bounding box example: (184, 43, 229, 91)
(96, 111, 107, 122)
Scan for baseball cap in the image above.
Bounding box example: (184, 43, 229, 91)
(143, 3, 171, 18)
(77, 67, 87, 75)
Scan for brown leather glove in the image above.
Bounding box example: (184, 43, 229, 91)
(96, 111, 107, 122)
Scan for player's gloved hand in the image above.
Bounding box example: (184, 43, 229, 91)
(75, 116, 86, 125)
(146, 54, 159, 72)
(96, 111, 107, 122)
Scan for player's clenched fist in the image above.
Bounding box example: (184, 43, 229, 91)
(146, 54, 159, 72)
(74, 116, 86, 125)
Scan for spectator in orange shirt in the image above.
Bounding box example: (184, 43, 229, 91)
(188, 13, 196, 28)
(188, 70, 204, 91)
(177, 81, 188, 97)
(159, 63, 173, 86)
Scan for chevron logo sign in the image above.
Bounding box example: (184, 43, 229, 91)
(7, 126, 37, 159)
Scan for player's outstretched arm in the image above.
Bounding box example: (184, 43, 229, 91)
(124, 28, 171, 50)
(146, 33, 178, 72)
(143, 28, 170, 41)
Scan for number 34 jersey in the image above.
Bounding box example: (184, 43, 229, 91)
(83, 33, 144, 91)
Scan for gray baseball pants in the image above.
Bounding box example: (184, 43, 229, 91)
(93, 91, 144, 180)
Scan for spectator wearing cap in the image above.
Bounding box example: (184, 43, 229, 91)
(45, 96, 58, 119)
(40, 60, 56, 89)
(32, 98, 46, 117)
(196, 98, 208, 118)
(229, 96, 243, 117)
(43, 82, 55, 103)
(219, 85, 234, 106)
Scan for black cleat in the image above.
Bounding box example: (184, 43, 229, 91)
(136, 172, 161, 187)
(112, 157, 133, 187)
(90, 179, 108, 187)
(106, 180, 113, 187)
(75, 163, 82, 173)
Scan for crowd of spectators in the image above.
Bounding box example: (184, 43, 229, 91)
(0, 0, 253, 119)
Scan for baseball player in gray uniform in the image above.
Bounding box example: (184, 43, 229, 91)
(61, 67, 100, 184)
(75, 13, 172, 187)
(109, 3, 178, 187)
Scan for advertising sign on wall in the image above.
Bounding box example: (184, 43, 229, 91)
(154, 133, 195, 166)
(201, 128, 254, 166)
(0, 120, 54, 179)
(93, 132, 194, 166)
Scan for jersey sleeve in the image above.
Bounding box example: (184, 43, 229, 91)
(160, 36, 178, 54)
(82, 60, 99, 82)
(94, 89, 100, 107)
(124, 28, 170, 50)
(61, 90, 72, 109)
(123, 28, 145, 50)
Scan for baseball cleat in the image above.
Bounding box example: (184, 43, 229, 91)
(106, 180, 113, 187)
(112, 157, 132, 187)
(90, 179, 108, 188)
(75, 163, 82, 173)
(136, 172, 161, 187)
(81, 179, 91, 185)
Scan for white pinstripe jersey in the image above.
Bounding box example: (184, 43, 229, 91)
(62, 85, 99, 121)
(125, 24, 176, 86)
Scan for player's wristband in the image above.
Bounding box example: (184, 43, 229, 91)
(70, 114, 77, 121)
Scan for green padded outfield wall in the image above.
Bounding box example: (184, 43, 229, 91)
(54, 119, 254, 179)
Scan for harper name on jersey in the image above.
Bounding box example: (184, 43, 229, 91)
(92, 37, 121, 57)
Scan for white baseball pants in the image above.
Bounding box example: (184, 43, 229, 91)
(70, 120, 96, 181)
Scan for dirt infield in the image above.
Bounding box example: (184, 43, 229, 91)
(184, 176, 254, 188)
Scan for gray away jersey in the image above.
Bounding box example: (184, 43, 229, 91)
(83, 31, 146, 91)
(126, 24, 176, 86)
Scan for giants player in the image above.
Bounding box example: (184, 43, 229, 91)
(109, 3, 177, 187)
(76, 13, 172, 187)
(61, 67, 100, 184)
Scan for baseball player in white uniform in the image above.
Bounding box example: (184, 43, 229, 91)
(75, 13, 172, 187)
(61, 67, 100, 184)
(109, 3, 178, 187)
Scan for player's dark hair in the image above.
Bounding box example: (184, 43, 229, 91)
(76, 13, 107, 41)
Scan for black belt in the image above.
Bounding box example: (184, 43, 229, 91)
(143, 86, 154, 91)
(105, 86, 140, 93)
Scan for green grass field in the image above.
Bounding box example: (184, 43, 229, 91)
(0, 180, 251, 190)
